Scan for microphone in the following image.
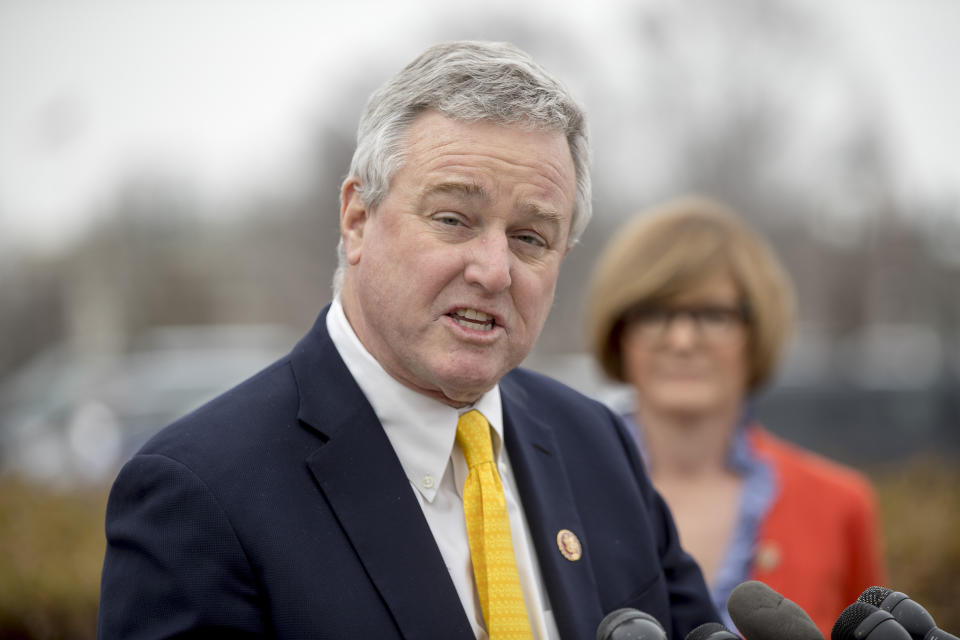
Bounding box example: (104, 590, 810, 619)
(727, 580, 824, 640)
(858, 587, 958, 640)
(596, 608, 667, 640)
(832, 602, 911, 640)
(685, 622, 740, 640)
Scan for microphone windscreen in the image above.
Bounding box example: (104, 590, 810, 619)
(596, 608, 666, 640)
(727, 580, 824, 640)
(686, 622, 740, 640)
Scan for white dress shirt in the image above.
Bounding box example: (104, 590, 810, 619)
(327, 297, 559, 639)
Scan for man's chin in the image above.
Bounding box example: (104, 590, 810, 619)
(436, 379, 497, 406)
(430, 365, 507, 406)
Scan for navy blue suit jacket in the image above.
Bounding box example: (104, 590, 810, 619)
(98, 307, 718, 639)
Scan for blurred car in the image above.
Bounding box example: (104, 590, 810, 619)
(0, 324, 298, 486)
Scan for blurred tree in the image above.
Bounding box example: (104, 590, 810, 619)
(0, 254, 65, 381)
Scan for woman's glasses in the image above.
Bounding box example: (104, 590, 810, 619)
(624, 304, 749, 343)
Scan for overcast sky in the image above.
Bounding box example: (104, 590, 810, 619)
(1, 0, 958, 252)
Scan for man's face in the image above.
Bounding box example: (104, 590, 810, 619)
(339, 111, 576, 406)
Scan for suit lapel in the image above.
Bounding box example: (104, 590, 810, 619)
(292, 310, 474, 640)
(501, 376, 605, 640)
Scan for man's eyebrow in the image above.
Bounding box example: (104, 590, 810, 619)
(419, 181, 488, 202)
(518, 201, 565, 227)
(419, 180, 568, 226)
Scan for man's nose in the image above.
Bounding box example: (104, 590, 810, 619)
(463, 232, 512, 293)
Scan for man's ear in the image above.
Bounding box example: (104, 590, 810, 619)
(340, 177, 368, 266)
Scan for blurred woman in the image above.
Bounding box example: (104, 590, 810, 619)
(586, 197, 886, 634)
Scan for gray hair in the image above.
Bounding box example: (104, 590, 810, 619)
(332, 40, 592, 295)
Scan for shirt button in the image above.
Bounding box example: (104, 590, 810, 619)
(499, 462, 508, 475)
(422, 475, 435, 489)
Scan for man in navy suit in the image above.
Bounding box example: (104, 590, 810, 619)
(98, 41, 719, 639)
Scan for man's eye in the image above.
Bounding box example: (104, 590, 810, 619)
(513, 232, 546, 248)
(435, 214, 463, 226)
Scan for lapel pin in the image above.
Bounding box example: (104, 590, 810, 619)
(556, 529, 582, 561)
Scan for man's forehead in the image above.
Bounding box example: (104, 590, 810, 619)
(404, 111, 572, 165)
(407, 115, 573, 177)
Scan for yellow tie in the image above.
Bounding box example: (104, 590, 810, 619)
(457, 410, 532, 640)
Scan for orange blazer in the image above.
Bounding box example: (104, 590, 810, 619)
(747, 426, 887, 636)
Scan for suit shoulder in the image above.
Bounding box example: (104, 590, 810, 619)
(503, 367, 612, 414)
(501, 367, 628, 444)
(137, 355, 300, 461)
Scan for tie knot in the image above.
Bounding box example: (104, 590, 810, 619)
(456, 410, 494, 468)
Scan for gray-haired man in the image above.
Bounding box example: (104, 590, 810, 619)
(99, 41, 718, 639)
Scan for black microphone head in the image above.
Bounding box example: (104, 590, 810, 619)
(686, 621, 740, 640)
(596, 608, 667, 640)
(832, 602, 911, 640)
(833, 602, 879, 640)
(859, 586, 894, 608)
(727, 580, 824, 640)
(858, 586, 939, 639)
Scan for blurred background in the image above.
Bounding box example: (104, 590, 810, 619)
(1, 0, 957, 637)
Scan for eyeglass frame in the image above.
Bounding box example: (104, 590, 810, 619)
(621, 302, 751, 343)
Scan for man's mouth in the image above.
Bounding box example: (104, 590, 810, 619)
(448, 308, 496, 331)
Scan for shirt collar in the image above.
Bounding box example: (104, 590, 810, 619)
(326, 297, 503, 502)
